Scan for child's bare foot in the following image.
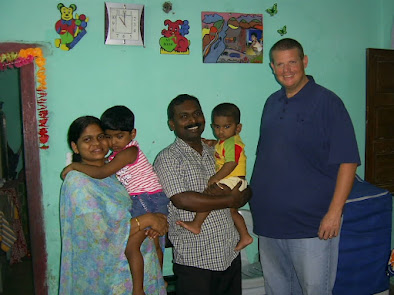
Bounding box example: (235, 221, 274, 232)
(176, 220, 202, 234)
(235, 234, 253, 251)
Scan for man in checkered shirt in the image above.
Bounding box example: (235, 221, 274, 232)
(154, 94, 251, 295)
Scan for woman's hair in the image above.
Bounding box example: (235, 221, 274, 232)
(67, 116, 102, 162)
(101, 105, 135, 131)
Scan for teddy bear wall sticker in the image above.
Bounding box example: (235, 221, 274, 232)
(55, 3, 89, 51)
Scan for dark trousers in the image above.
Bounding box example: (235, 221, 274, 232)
(173, 254, 241, 295)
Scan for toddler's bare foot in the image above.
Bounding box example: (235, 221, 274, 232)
(132, 289, 146, 295)
(235, 234, 253, 251)
(176, 220, 202, 234)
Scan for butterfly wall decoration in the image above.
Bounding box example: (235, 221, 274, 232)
(277, 25, 287, 36)
(266, 3, 278, 16)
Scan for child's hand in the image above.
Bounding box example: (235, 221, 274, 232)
(204, 182, 226, 195)
(202, 138, 217, 147)
(61, 164, 75, 180)
(145, 228, 161, 239)
(208, 175, 219, 186)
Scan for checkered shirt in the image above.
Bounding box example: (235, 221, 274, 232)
(154, 137, 239, 271)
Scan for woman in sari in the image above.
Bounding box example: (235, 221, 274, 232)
(59, 116, 168, 295)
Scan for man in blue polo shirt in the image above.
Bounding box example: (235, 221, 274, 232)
(250, 38, 360, 295)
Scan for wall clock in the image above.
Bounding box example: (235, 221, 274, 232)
(105, 2, 144, 46)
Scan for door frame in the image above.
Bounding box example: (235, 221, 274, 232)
(0, 42, 47, 295)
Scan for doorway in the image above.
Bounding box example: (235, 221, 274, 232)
(0, 43, 47, 295)
(365, 48, 394, 194)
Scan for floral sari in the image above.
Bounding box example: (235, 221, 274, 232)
(59, 171, 166, 295)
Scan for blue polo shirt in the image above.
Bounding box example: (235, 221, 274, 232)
(250, 76, 360, 239)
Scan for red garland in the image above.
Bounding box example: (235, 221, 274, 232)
(0, 56, 35, 70)
(36, 89, 49, 149)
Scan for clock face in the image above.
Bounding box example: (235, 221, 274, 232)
(105, 2, 144, 46)
(110, 8, 139, 41)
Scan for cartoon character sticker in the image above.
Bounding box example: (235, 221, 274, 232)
(55, 3, 89, 51)
(159, 19, 190, 54)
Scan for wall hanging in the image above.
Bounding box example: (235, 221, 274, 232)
(202, 12, 263, 64)
(277, 25, 287, 36)
(160, 19, 190, 54)
(266, 3, 278, 16)
(105, 2, 144, 46)
(265, 3, 287, 36)
(55, 3, 89, 51)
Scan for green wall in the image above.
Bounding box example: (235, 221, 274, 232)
(1, 0, 393, 293)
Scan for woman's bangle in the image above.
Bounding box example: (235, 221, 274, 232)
(135, 217, 141, 231)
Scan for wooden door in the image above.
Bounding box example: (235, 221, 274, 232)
(365, 48, 394, 194)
